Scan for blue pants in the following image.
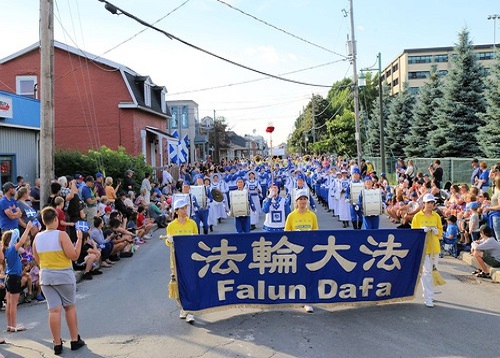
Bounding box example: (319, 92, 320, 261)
(196, 209, 209, 234)
(235, 216, 251, 233)
(350, 205, 363, 223)
(362, 215, 380, 230)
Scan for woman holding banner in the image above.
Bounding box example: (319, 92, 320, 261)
(411, 193, 443, 308)
(284, 189, 318, 313)
(165, 198, 198, 324)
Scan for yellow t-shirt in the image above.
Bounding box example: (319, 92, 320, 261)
(411, 210, 443, 255)
(166, 218, 199, 240)
(284, 209, 319, 231)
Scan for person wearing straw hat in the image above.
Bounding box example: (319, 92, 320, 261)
(411, 193, 443, 308)
(165, 198, 198, 324)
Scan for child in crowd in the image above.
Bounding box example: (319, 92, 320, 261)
(98, 196, 108, 218)
(442, 215, 459, 257)
(21, 260, 33, 302)
(468, 202, 481, 242)
(73, 231, 103, 280)
(29, 263, 44, 301)
(102, 205, 112, 226)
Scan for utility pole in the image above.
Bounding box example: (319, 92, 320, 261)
(213, 109, 219, 163)
(349, 0, 363, 167)
(378, 53, 386, 174)
(40, 0, 55, 207)
(311, 93, 316, 144)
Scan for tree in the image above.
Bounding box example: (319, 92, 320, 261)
(478, 49, 500, 157)
(429, 28, 486, 157)
(386, 84, 415, 159)
(210, 116, 230, 163)
(406, 64, 443, 157)
(364, 85, 390, 157)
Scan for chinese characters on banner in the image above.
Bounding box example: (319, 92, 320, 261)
(173, 229, 426, 313)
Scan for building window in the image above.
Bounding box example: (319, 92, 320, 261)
(437, 70, 448, 77)
(475, 52, 494, 61)
(181, 106, 188, 129)
(392, 78, 399, 87)
(170, 106, 178, 129)
(434, 54, 448, 63)
(144, 82, 151, 107)
(392, 63, 399, 72)
(408, 71, 430, 79)
(386, 69, 392, 77)
(16, 75, 37, 98)
(161, 89, 166, 113)
(409, 87, 420, 95)
(408, 55, 432, 64)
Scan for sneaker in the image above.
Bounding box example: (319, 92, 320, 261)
(120, 252, 133, 258)
(70, 335, 86, 351)
(185, 314, 195, 324)
(304, 305, 314, 313)
(90, 270, 103, 275)
(108, 255, 120, 262)
(36, 294, 45, 301)
(143, 234, 152, 240)
(82, 272, 93, 280)
(425, 302, 434, 308)
(54, 340, 63, 355)
(179, 310, 188, 319)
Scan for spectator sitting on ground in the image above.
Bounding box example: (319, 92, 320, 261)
(471, 225, 500, 279)
(107, 215, 134, 258)
(136, 206, 154, 239)
(114, 192, 132, 219)
(147, 200, 169, 228)
(134, 188, 148, 208)
(124, 191, 136, 211)
(97, 196, 108, 218)
(90, 216, 123, 265)
(73, 231, 103, 281)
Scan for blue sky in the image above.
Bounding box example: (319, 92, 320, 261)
(1, 0, 497, 145)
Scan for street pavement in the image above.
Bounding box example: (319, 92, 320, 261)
(2, 195, 499, 357)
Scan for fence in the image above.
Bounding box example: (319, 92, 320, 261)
(364, 157, 500, 185)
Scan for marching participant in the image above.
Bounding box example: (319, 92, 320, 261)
(203, 176, 218, 232)
(332, 171, 342, 217)
(292, 173, 316, 211)
(230, 177, 256, 233)
(245, 171, 262, 231)
(284, 189, 318, 313)
(192, 174, 212, 235)
(262, 184, 291, 232)
(177, 181, 201, 230)
(258, 167, 270, 205)
(165, 198, 198, 323)
(358, 176, 383, 229)
(346, 168, 364, 229)
(411, 194, 443, 308)
(210, 173, 227, 223)
(337, 170, 351, 228)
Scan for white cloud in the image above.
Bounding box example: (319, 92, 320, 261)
(243, 45, 292, 65)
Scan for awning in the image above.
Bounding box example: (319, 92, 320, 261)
(145, 126, 176, 140)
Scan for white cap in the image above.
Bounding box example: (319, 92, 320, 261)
(173, 198, 189, 210)
(422, 193, 436, 203)
(295, 189, 308, 201)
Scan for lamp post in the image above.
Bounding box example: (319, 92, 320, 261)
(488, 14, 498, 48)
(358, 52, 385, 174)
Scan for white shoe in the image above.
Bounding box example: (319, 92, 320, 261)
(143, 234, 152, 240)
(304, 305, 314, 313)
(425, 302, 434, 308)
(179, 310, 187, 319)
(185, 314, 195, 324)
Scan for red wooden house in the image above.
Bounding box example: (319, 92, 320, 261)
(0, 41, 174, 169)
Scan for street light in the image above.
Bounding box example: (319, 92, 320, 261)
(488, 14, 499, 48)
(358, 52, 386, 174)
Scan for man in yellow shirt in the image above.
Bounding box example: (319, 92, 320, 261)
(284, 189, 318, 313)
(411, 193, 443, 308)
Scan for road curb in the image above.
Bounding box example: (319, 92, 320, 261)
(460, 252, 500, 283)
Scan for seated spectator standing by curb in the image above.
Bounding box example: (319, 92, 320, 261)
(73, 232, 103, 280)
(471, 225, 500, 279)
(81, 176, 99, 229)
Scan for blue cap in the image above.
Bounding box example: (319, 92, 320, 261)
(297, 173, 306, 181)
(380, 172, 386, 177)
(95, 172, 103, 178)
(469, 201, 479, 210)
(364, 176, 373, 182)
(352, 168, 361, 175)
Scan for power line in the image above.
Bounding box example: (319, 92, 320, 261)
(215, 0, 347, 59)
(167, 59, 346, 96)
(98, 0, 333, 88)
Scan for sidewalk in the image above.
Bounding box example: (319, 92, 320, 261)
(460, 252, 500, 283)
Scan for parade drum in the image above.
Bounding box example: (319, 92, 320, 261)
(230, 190, 250, 217)
(211, 188, 224, 202)
(190, 185, 207, 209)
(350, 182, 364, 204)
(291, 187, 309, 209)
(362, 189, 383, 216)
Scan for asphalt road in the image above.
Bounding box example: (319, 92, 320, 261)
(2, 197, 499, 358)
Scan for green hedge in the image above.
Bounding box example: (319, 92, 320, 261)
(55, 146, 152, 193)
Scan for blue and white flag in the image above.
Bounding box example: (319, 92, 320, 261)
(75, 220, 89, 232)
(172, 229, 426, 313)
